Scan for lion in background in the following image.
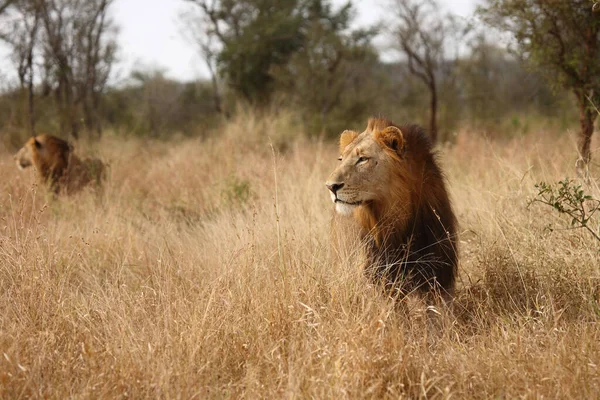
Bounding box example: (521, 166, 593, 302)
(326, 118, 458, 298)
(14, 134, 106, 194)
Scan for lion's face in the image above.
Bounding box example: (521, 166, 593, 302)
(14, 138, 37, 170)
(14, 134, 71, 171)
(326, 125, 406, 216)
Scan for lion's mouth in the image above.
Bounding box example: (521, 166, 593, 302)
(334, 199, 362, 206)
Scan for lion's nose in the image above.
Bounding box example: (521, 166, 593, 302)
(326, 182, 344, 194)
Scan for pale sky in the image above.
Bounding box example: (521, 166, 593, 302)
(0, 0, 479, 86)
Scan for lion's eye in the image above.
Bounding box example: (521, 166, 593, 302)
(357, 156, 369, 164)
(338, 156, 342, 161)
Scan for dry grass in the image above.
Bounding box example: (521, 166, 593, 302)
(1, 111, 599, 399)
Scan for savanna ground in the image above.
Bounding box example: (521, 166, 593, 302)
(1, 111, 599, 399)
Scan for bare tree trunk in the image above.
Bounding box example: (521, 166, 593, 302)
(36, 0, 115, 140)
(578, 104, 595, 164)
(26, 23, 36, 135)
(62, 69, 79, 139)
(27, 54, 35, 135)
(92, 93, 103, 138)
(575, 89, 597, 181)
(429, 80, 438, 143)
(57, 77, 79, 139)
(209, 69, 225, 117)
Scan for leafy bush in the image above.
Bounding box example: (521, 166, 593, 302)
(529, 179, 600, 242)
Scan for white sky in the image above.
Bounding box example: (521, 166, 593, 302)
(0, 0, 479, 86)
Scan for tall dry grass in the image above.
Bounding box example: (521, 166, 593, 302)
(1, 111, 599, 398)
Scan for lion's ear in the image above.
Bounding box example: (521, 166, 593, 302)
(376, 126, 405, 155)
(339, 130, 358, 153)
(33, 138, 41, 149)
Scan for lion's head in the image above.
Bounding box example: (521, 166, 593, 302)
(15, 134, 72, 169)
(14, 137, 38, 170)
(325, 119, 411, 218)
(14, 134, 73, 191)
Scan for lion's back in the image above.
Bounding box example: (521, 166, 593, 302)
(64, 154, 107, 194)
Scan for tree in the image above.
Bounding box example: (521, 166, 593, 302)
(0, 0, 117, 138)
(480, 0, 600, 179)
(273, 0, 377, 134)
(184, 0, 305, 105)
(101, 68, 220, 137)
(182, 0, 377, 131)
(72, 0, 117, 136)
(389, 0, 464, 143)
(37, 0, 117, 138)
(0, 0, 15, 16)
(0, 0, 40, 135)
(179, 6, 227, 117)
(457, 32, 561, 127)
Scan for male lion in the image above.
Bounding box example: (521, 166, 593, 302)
(14, 134, 106, 194)
(326, 118, 458, 298)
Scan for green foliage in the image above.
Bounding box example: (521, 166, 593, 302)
(480, 0, 600, 97)
(272, 1, 378, 135)
(479, 0, 600, 161)
(479, 0, 600, 142)
(0, 53, 571, 141)
(529, 179, 600, 242)
(216, 0, 305, 104)
(0, 0, 581, 140)
(187, 0, 377, 134)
